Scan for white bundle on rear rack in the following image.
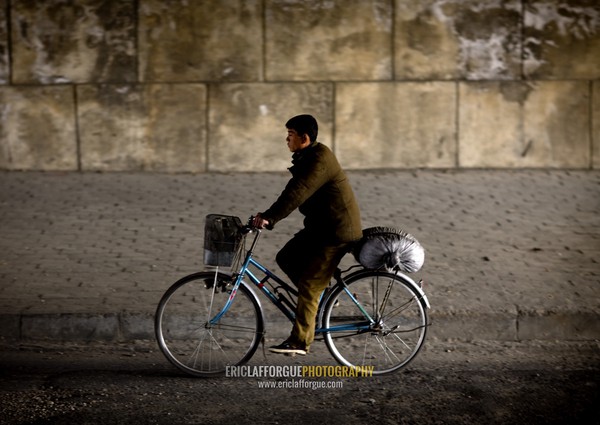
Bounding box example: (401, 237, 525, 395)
(353, 227, 425, 273)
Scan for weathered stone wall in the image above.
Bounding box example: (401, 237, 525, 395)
(0, 0, 598, 172)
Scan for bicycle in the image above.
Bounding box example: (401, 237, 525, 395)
(155, 215, 430, 377)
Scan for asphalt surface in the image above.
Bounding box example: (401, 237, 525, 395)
(0, 169, 598, 343)
(1, 340, 599, 424)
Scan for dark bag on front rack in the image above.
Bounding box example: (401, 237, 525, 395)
(353, 227, 425, 273)
(203, 214, 243, 267)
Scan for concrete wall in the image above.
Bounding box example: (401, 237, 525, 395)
(0, 0, 598, 172)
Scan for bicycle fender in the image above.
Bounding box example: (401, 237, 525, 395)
(183, 270, 266, 326)
(342, 268, 430, 310)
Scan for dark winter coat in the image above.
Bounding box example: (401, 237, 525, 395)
(261, 142, 362, 244)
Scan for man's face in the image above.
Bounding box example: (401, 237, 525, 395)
(286, 129, 309, 152)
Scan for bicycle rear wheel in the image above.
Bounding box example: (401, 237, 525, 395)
(155, 271, 264, 377)
(321, 270, 428, 375)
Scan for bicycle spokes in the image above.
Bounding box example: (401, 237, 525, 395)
(155, 272, 264, 377)
(322, 270, 428, 375)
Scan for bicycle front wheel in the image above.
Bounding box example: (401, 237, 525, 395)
(322, 270, 428, 375)
(155, 271, 264, 377)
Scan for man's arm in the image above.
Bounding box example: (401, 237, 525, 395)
(258, 155, 329, 228)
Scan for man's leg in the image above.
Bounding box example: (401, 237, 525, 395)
(275, 231, 311, 286)
(290, 243, 349, 349)
(270, 239, 350, 354)
(269, 232, 313, 354)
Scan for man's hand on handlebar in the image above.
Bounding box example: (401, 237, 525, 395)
(251, 214, 270, 230)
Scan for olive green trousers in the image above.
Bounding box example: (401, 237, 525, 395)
(276, 230, 351, 349)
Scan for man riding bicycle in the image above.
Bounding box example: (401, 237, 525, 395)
(252, 114, 362, 355)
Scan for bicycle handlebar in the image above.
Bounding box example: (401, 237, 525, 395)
(240, 216, 261, 235)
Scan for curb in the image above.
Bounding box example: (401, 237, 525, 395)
(1, 310, 599, 343)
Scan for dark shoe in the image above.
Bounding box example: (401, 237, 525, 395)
(269, 340, 307, 356)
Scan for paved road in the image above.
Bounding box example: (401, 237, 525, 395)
(0, 170, 599, 342)
(0, 340, 598, 424)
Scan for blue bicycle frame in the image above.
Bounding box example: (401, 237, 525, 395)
(209, 229, 374, 335)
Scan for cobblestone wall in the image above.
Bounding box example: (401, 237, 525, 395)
(0, 0, 598, 172)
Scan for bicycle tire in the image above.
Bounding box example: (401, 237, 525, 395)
(155, 271, 264, 377)
(321, 269, 428, 375)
